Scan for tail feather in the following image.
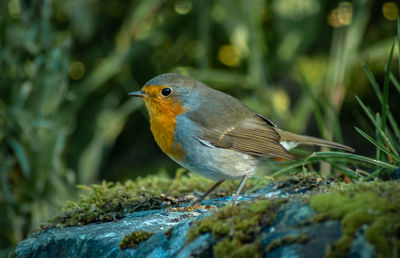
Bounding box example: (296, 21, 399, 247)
(277, 129, 355, 152)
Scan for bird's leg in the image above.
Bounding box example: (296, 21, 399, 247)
(189, 179, 225, 207)
(167, 179, 225, 211)
(231, 175, 249, 204)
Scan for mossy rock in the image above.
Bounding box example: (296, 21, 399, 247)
(44, 170, 271, 228)
(15, 173, 400, 257)
(309, 181, 400, 258)
(187, 199, 287, 257)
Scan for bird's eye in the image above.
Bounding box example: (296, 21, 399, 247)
(161, 88, 172, 96)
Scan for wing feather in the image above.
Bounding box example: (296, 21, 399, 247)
(185, 88, 296, 160)
(199, 116, 296, 160)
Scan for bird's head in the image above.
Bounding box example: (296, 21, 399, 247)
(129, 73, 205, 117)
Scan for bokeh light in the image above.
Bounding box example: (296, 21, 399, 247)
(8, 0, 20, 18)
(171, 66, 190, 76)
(328, 9, 341, 27)
(328, 2, 353, 27)
(212, 3, 227, 22)
(382, 2, 398, 21)
(272, 0, 320, 20)
(218, 45, 241, 67)
(298, 56, 328, 85)
(174, 0, 193, 15)
(277, 31, 301, 61)
(272, 89, 290, 113)
(232, 26, 249, 57)
(69, 61, 85, 80)
(337, 2, 353, 26)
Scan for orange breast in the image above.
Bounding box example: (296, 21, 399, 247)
(143, 90, 186, 160)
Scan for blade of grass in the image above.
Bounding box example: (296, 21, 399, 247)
(355, 127, 400, 162)
(330, 163, 361, 178)
(375, 113, 382, 161)
(372, 73, 400, 142)
(390, 73, 400, 94)
(386, 129, 400, 151)
(272, 150, 397, 177)
(356, 97, 399, 156)
(397, 17, 400, 75)
(363, 67, 400, 142)
(387, 112, 400, 142)
(306, 152, 397, 169)
(363, 45, 395, 162)
(381, 39, 395, 134)
(355, 96, 377, 125)
(362, 64, 382, 102)
(361, 64, 400, 140)
(387, 74, 400, 142)
(363, 167, 384, 181)
(362, 64, 400, 146)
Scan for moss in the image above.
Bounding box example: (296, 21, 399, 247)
(309, 181, 400, 258)
(213, 238, 260, 258)
(118, 231, 154, 250)
(265, 235, 310, 252)
(44, 171, 271, 228)
(187, 198, 287, 258)
(165, 228, 173, 240)
(275, 172, 335, 194)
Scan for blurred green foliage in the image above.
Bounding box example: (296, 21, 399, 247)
(0, 0, 399, 254)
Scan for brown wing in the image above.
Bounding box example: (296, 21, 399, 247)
(199, 116, 297, 160)
(185, 87, 296, 160)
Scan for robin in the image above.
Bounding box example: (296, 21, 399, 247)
(129, 73, 354, 207)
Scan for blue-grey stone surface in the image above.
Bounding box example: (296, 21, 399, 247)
(14, 182, 375, 258)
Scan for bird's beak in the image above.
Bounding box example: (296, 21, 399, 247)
(128, 90, 146, 98)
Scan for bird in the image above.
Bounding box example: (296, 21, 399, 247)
(129, 73, 354, 207)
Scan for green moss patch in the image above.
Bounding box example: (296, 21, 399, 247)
(118, 231, 154, 250)
(187, 199, 287, 258)
(44, 171, 270, 228)
(265, 234, 310, 252)
(309, 181, 400, 258)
